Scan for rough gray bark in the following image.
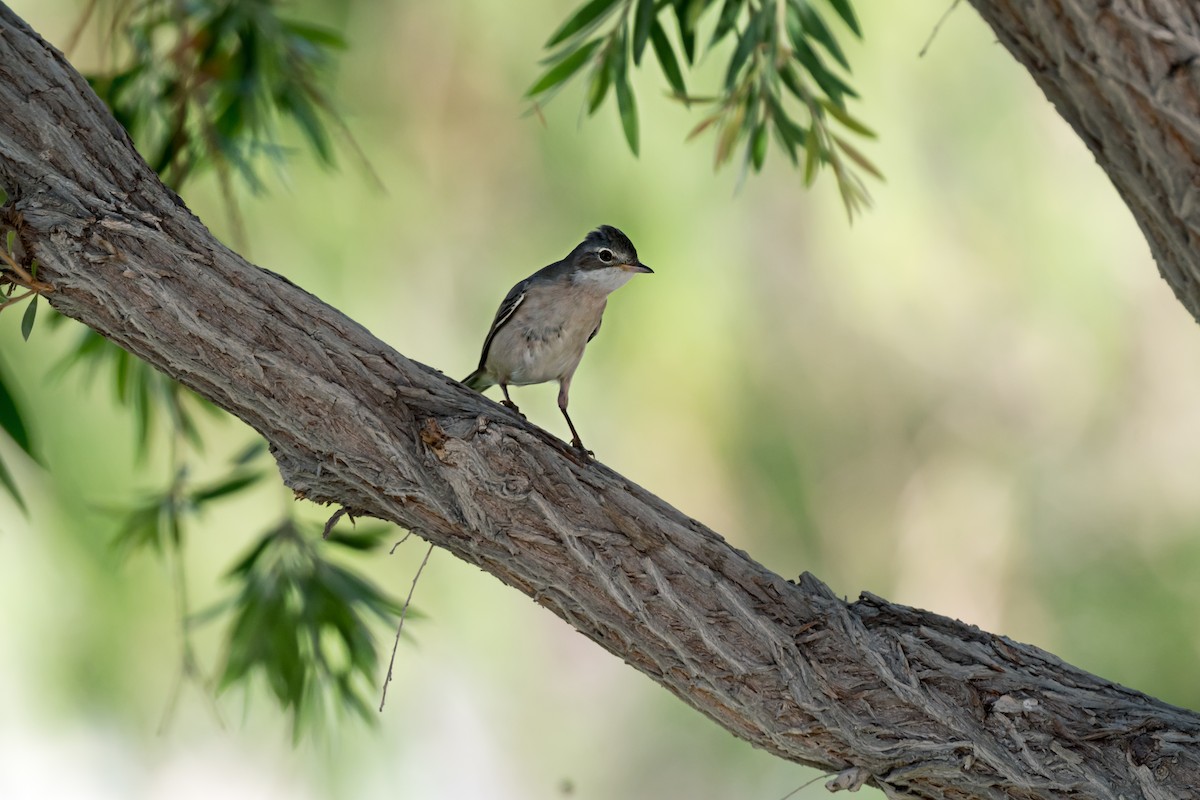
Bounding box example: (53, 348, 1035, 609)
(0, 3, 1198, 799)
(966, 0, 1200, 321)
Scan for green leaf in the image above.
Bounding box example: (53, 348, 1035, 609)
(633, 0, 656, 65)
(833, 134, 884, 180)
(111, 499, 169, 555)
(673, 0, 697, 64)
(725, 21, 757, 90)
(526, 38, 602, 97)
(190, 471, 263, 504)
(730, 4, 771, 90)
(825, 0, 862, 37)
(280, 89, 334, 166)
(614, 37, 640, 156)
(214, 518, 410, 735)
(545, 0, 620, 47)
(779, 63, 810, 103)
(792, 38, 856, 103)
(751, 123, 768, 171)
(803, 126, 821, 185)
(649, 21, 687, 99)
(0, 371, 34, 459)
(20, 297, 37, 342)
(231, 438, 269, 466)
(795, 4, 850, 71)
(283, 21, 347, 50)
(0, 187, 7, 205)
(587, 52, 613, 113)
(225, 528, 279, 577)
(819, 97, 875, 137)
(326, 525, 392, 551)
(767, 97, 806, 165)
(5, 230, 13, 254)
(710, 0, 745, 46)
(0, 455, 25, 512)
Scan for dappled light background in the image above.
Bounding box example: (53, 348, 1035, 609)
(2, 1, 1199, 799)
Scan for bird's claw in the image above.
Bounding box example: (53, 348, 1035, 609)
(570, 438, 595, 460)
(500, 400, 525, 418)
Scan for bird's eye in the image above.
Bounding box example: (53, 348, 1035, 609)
(598, 249, 614, 263)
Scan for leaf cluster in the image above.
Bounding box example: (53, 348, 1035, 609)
(87, 0, 346, 193)
(528, 0, 879, 215)
(212, 518, 406, 733)
(110, 467, 263, 554)
(105, 442, 408, 735)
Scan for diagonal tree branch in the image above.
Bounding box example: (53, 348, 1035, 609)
(0, 3, 1198, 798)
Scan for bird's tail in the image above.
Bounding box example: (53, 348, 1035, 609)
(462, 369, 494, 392)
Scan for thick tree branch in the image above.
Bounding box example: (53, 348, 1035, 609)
(967, 0, 1200, 322)
(0, 4, 1197, 799)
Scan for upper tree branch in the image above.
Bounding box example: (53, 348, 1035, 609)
(967, 0, 1200, 322)
(0, 4, 1197, 799)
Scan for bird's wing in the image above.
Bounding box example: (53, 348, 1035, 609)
(587, 318, 602, 343)
(477, 277, 531, 369)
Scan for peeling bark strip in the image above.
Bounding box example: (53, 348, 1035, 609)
(0, 3, 1198, 798)
(966, 0, 1200, 319)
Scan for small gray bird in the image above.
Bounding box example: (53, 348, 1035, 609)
(463, 225, 652, 454)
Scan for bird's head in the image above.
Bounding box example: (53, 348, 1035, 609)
(570, 225, 653, 278)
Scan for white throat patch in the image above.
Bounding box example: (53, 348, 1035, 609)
(573, 266, 636, 294)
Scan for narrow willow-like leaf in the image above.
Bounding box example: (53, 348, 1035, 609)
(0, 371, 34, 459)
(615, 52, 640, 155)
(803, 126, 821, 185)
(715, 103, 745, 166)
(795, 4, 850, 71)
(833, 134, 884, 179)
(281, 89, 334, 166)
(325, 526, 392, 551)
(283, 21, 347, 50)
(825, 0, 861, 37)
(0, 455, 25, 511)
(526, 38, 602, 97)
(779, 63, 809, 103)
(190, 471, 264, 503)
(20, 296, 37, 342)
(231, 438, 269, 466)
(673, 0, 697, 64)
(819, 98, 875, 137)
(545, 0, 621, 47)
(727, 5, 770, 90)
(710, 0, 745, 46)
(792, 38, 856, 103)
(687, 112, 721, 140)
(751, 122, 768, 171)
(633, 0, 656, 65)
(587, 48, 613, 113)
(650, 20, 687, 99)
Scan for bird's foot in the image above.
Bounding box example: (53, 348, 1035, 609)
(500, 400, 525, 418)
(570, 437, 595, 460)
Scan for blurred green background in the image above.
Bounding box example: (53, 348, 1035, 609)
(3, 2, 1199, 799)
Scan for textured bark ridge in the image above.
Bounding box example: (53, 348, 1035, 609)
(967, 0, 1200, 319)
(0, 4, 1198, 799)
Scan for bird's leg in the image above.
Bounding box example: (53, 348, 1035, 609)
(499, 383, 524, 417)
(558, 379, 593, 458)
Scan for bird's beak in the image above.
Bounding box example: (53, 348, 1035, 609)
(623, 261, 653, 274)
